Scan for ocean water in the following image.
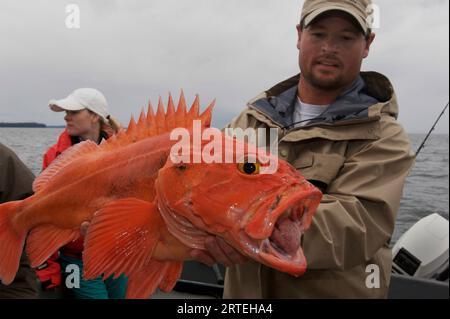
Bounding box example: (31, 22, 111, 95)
(0, 128, 448, 244)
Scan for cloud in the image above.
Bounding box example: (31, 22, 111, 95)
(0, 0, 448, 133)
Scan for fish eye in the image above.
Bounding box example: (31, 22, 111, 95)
(237, 162, 261, 175)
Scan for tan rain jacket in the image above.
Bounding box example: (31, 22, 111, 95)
(223, 72, 415, 299)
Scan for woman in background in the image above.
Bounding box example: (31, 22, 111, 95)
(36, 88, 127, 299)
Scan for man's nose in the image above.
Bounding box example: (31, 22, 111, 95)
(321, 37, 339, 53)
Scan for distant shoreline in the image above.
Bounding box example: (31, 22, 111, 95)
(0, 122, 47, 128)
(0, 123, 67, 128)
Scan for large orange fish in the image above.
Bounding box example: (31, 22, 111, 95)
(0, 93, 322, 298)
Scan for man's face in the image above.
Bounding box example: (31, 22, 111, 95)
(297, 11, 375, 91)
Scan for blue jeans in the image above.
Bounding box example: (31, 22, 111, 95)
(59, 253, 128, 299)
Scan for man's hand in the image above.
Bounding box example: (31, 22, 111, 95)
(191, 217, 300, 267)
(190, 236, 248, 267)
(80, 222, 248, 268)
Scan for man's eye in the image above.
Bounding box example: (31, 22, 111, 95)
(312, 33, 325, 38)
(341, 34, 356, 41)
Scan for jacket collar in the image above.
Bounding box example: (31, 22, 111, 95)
(55, 129, 110, 154)
(249, 72, 396, 129)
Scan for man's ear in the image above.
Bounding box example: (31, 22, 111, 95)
(296, 24, 303, 50)
(363, 33, 376, 59)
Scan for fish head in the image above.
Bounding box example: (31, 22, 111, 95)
(155, 134, 322, 276)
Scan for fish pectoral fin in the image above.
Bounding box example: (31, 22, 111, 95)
(26, 225, 80, 268)
(126, 260, 183, 299)
(83, 198, 164, 281)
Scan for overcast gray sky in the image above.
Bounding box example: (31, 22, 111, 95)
(0, 0, 448, 133)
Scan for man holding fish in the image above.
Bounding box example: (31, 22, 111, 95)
(192, 0, 415, 298)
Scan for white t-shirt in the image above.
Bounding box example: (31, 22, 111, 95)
(293, 97, 329, 128)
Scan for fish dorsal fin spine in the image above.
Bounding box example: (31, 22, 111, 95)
(33, 92, 215, 192)
(100, 92, 215, 151)
(32, 141, 99, 193)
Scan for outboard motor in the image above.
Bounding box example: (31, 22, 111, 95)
(392, 213, 449, 281)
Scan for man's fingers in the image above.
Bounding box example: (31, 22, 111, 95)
(190, 237, 247, 268)
(190, 249, 216, 267)
(80, 221, 90, 236)
(215, 237, 248, 265)
(204, 237, 234, 267)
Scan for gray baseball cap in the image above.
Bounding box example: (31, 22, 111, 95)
(301, 0, 373, 34)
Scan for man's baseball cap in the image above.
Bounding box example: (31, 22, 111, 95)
(300, 0, 373, 35)
(49, 88, 109, 120)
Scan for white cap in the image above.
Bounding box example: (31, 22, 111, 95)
(49, 88, 109, 120)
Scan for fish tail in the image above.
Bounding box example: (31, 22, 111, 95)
(0, 201, 25, 285)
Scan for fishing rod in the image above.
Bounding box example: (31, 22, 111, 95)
(415, 101, 449, 157)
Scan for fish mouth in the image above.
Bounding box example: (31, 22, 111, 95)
(238, 186, 321, 277)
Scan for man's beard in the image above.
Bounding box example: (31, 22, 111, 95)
(302, 69, 346, 91)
